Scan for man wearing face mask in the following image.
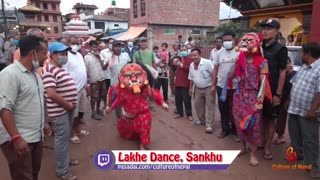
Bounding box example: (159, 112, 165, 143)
(62, 35, 90, 144)
(86, 40, 108, 120)
(42, 42, 79, 180)
(100, 38, 114, 99)
(124, 38, 139, 61)
(0, 35, 50, 180)
(211, 31, 240, 142)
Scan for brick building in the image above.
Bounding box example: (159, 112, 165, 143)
(119, 0, 220, 49)
(32, 0, 63, 40)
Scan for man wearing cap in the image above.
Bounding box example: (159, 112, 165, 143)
(260, 19, 288, 160)
(105, 40, 131, 118)
(42, 42, 79, 180)
(124, 38, 139, 61)
(133, 37, 156, 68)
(0, 35, 50, 180)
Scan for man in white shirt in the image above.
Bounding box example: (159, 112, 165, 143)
(63, 35, 90, 144)
(188, 49, 215, 134)
(85, 40, 109, 120)
(100, 38, 114, 98)
(106, 41, 131, 118)
(211, 31, 240, 142)
(209, 37, 224, 65)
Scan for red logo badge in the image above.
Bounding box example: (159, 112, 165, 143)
(286, 146, 298, 162)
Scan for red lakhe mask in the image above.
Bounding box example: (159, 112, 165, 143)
(238, 32, 262, 55)
(119, 63, 149, 93)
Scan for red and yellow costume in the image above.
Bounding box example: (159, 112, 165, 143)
(107, 63, 167, 145)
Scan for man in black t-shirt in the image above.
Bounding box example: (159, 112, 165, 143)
(261, 19, 288, 160)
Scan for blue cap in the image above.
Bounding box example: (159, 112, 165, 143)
(48, 42, 71, 53)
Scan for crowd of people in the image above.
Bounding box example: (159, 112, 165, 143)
(0, 18, 320, 180)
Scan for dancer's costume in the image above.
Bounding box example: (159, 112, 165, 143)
(107, 63, 167, 145)
(232, 32, 272, 146)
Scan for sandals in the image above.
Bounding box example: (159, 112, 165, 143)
(78, 130, 90, 136)
(174, 115, 183, 119)
(57, 173, 78, 180)
(70, 136, 80, 144)
(187, 116, 193, 121)
(194, 120, 205, 126)
(273, 138, 286, 145)
(69, 159, 80, 166)
(263, 152, 273, 160)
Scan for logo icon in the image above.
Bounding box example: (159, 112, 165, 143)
(93, 150, 115, 171)
(286, 146, 298, 162)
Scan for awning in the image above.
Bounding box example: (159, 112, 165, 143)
(118, 25, 147, 41)
(101, 31, 127, 40)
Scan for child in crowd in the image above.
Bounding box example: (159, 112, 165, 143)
(156, 43, 169, 77)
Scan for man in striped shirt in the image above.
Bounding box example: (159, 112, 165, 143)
(42, 42, 79, 180)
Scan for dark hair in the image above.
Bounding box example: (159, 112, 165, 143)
(188, 37, 192, 41)
(178, 35, 182, 38)
(161, 43, 168, 48)
(215, 37, 223, 42)
(106, 38, 114, 44)
(153, 46, 159, 50)
(223, 31, 236, 38)
(56, 36, 64, 42)
(67, 35, 78, 42)
(19, 35, 45, 57)
(287, 34, 294, 39)
(302, 42, 320, 58)
(191, 48, 201, 55)
(287, 57, 292, 64)
(172, 56, 182, 61)
(89, 40, 99, 47)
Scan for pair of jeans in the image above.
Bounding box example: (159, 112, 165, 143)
(52, 112, 73, 176)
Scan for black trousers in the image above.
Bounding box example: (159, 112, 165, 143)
(105, 79, 110, 93)
(0, 63, 6, 72)
(216, 86, 236, 134)
(175, 87, 192, 117)
(155, 78, 168, 101)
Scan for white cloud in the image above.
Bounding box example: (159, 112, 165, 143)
(7, 0, 241, 19)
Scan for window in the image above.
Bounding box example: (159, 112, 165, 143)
(87, 22, 91, 29)
(191, 30, 201, 35)
(141, 0, 146, 16)
(94, 22, 105, 30)
(53, 15, 58, 22)
(44, 15, 49, 22)
(36, 2, 40, 8)
(37, 15, 42, 21)
(54, 27, 59, 34)
(52, 3, 57, 10)
(114, 24, 119, 27)
(133, 0, 138, 18)
(43, 3, 48, 10)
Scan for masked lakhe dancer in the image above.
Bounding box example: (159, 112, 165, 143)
(230, 32, 272, 167)
(105, 63, 169, 150)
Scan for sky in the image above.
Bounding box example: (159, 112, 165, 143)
(7, 0, 241, 20)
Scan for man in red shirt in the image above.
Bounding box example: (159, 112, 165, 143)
(172, 45, 193, 121)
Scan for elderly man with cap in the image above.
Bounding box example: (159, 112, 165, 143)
(42, 42, 79, 180)
(260, 19, 288, 161)
(105, 40, 131, 118)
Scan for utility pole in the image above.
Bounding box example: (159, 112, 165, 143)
(1, 0, 8, 40)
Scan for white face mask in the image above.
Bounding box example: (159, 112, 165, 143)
(127, 42, 133, 47)
(71, 45, 80, 52)
(108, 44, 113, 50)
(223, 41, 234, 50)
